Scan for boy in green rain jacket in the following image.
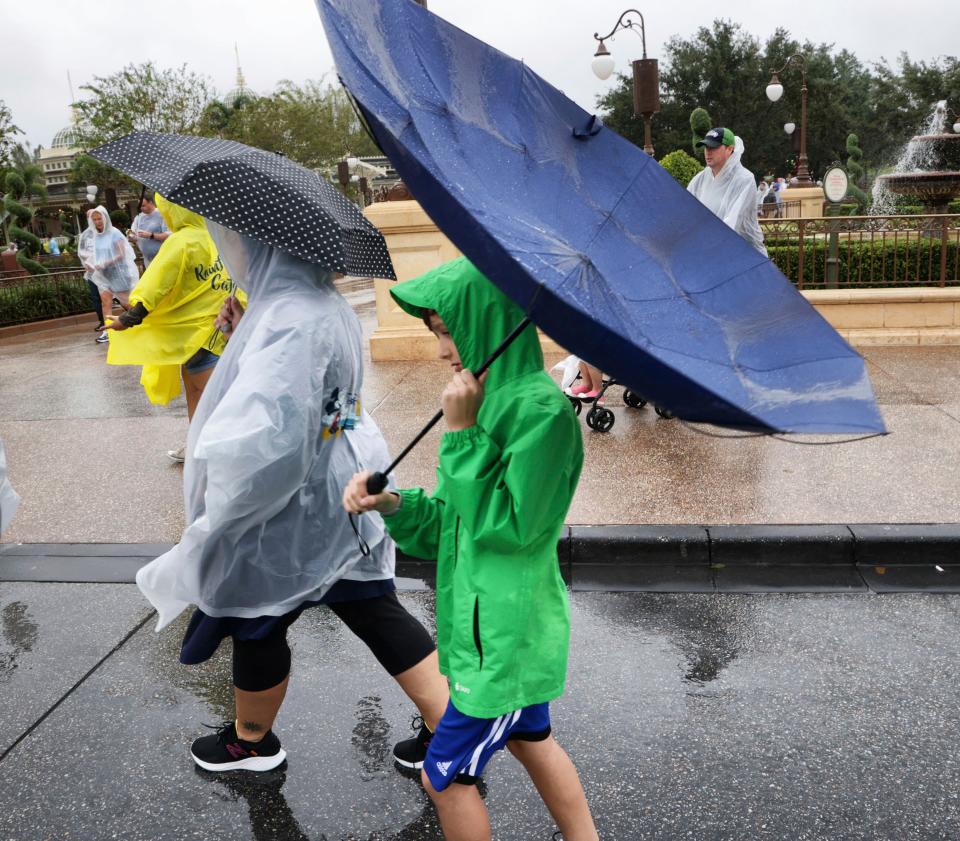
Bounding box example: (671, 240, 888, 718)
(344, 257, 598, 841)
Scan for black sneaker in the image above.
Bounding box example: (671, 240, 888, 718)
(191, 720, 286, 772)
(393, 715, 432, 770)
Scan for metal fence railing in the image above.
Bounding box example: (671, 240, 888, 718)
(0, 270, 93, 328)
(759, 214, 960, 290)
(757, 198, 804, 219)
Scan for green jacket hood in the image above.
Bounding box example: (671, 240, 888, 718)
(155, 193, 207, 233)
(390, 257, 542, 391)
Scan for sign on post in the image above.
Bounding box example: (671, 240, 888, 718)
(822, 165, 849, 288)
(823, 166, 849, 205)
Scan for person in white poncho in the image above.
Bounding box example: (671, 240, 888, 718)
(0, 437, 19, 536)
(135, 222, 447, 773)
(80, 206, 139, 342)
(687, 127, 768, 256)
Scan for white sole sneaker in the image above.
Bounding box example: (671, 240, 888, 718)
(167, 447, 185, 463)
(191, 747, 287, 773)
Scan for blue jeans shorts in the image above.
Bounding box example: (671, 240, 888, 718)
(424, 700, 551, 792)
(183, 347, 220, 375)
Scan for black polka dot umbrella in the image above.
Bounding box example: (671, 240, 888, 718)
(89, 131, 396, 280)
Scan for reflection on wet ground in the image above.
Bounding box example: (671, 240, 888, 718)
(352, 696, 391, 779)
(5, 319, 960, 545)
(0, 601, 38, 682)
(3, 589, 960, 838)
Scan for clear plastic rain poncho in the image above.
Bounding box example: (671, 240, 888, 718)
(135, 223, 394, 629)
(686, 138, 768, 256)
(77, 211, 96, 281)
(88, 205, 139, 293)
(0, 437, 20, 535)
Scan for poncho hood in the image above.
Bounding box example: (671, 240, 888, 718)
(156, 193, 207, 233)
(390, 257, 543, 392)
(90, 205, 118, 238)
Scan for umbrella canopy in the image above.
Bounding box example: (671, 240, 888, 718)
(315, 0, 885, 434)
(89, 131, 396, 280)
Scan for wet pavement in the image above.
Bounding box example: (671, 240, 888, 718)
(2, 281, 960, 545)
(2, 586, 960, 840)
(4, 284, 960, 838)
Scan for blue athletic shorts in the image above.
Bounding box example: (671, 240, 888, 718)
(424, 700, 551, 792)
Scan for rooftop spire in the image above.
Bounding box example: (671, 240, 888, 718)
(234, 43, 247, 92)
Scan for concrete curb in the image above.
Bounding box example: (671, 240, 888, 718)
(3, 524, 959, 593)
(0, 313, 94, 339)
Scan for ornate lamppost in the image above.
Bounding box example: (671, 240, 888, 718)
(765, 55, 813, 186)
(591, 10, 660, 156)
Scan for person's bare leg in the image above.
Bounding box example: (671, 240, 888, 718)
(99, 290, 114, 323)
(582, 364, 603, 392)
(508, 737, 598, 841)
(234, 675, 290, 741)
(115, 291, 130, 310)
(181, 365, 214, 421)
(392, 650, 448, 730)
(422, 771, 491, 841)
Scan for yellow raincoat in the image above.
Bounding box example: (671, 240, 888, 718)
(107, 195, 238, 404)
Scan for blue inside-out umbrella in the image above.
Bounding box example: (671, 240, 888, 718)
(314, 0, 884, 439)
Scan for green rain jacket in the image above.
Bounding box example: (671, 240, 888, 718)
(385, 257, 583, 719)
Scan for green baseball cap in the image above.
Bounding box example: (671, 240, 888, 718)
(696, 127, 735, 148)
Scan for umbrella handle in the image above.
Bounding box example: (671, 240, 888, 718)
(364, 316, 533, 496)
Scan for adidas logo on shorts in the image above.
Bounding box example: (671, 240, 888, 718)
(436, 760, 453, 777)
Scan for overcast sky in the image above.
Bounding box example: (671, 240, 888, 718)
(5, 0, 959, 151)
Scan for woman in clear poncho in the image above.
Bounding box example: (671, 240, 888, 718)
(134, 223, 447, 772)
(83, 205, 138, 324)
(0, 437, 19, 536)
(76, 210, 106, 337)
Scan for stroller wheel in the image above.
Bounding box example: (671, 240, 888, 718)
(654, 405, 674, 420)
(622, 389, 647, 409)
(594, 407, 615, 432)
(568, 395, 582, 415)
(588, 406, 615, 433)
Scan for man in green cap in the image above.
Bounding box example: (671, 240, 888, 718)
(688, 126, 767, 255)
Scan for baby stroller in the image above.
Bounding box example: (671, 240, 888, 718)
(566, 377, 674, 433)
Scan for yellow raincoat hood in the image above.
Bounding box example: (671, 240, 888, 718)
(107, 194, 237, 404)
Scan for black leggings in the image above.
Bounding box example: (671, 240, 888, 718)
(232, 592, 436, 692)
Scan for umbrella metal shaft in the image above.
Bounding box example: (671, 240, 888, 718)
(366, 316, 533, 494)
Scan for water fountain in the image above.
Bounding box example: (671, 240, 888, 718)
(874, 101, 960, 214)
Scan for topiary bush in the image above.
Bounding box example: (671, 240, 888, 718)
(845, 134, 870, 211)
(658, 149, 703, 187)
(3, 171, 47, 276)
(690, 107, 712, 160)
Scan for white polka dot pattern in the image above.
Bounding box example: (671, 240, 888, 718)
(90, 131, 396, 280)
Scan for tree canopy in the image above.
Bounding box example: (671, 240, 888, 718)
(0, 100, 22, 169)
(196, 79, 380, 169)
(597, 20, 960, 185)
(69, 65, 379, 190)
(74, 62, 214, 146)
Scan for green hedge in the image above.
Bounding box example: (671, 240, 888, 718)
(0, 276, 93, 326)
(768, 237, 960, 287)
(37, 254, 82, 270)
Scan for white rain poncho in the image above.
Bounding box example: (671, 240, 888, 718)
(136, 223, 394, 629)
(77, 211, 96, 281)
(686, 138, 768, 256)
(0, 437, 20, 535)
(88, 205, 138, 293)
